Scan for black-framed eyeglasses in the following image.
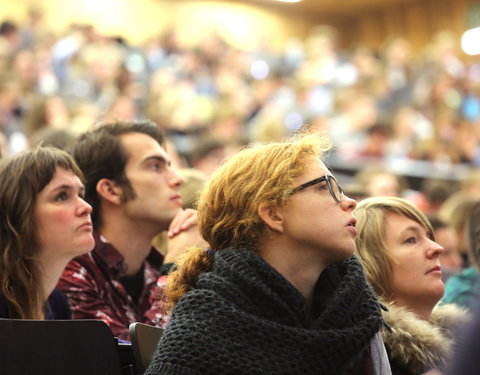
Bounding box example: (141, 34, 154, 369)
(291, 174, 344, 202)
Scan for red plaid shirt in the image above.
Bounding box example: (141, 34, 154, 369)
(57, 232, 169, 340)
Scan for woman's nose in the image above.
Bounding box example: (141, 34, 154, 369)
(427, 239, 444, 258)
(78, 197, 93, 216)
(341, 194, 357, 211)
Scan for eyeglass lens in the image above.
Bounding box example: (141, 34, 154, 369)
(328, 177, 342, 202)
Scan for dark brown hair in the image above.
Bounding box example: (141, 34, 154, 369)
(0, 146, 84, 318)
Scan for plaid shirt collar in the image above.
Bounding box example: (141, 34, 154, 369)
(92, 231, 164, 279)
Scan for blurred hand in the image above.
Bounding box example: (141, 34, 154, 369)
(167, 208, 197, 238)
(421, 370, 443, 375)
(163, 209, 207, 263)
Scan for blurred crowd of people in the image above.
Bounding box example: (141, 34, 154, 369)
(1, 10, 480, 175)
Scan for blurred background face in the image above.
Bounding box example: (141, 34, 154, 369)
(366, 173, 400, 197)
(0, 132, 6, 157)
(434, 226, 462, 268)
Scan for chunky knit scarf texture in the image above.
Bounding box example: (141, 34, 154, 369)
(146, 249, 383, 375)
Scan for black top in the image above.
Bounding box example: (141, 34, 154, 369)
(120, 265, 145, 305)
(0, 288, 71, 319)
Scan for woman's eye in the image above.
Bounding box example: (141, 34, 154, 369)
(149, 162, 162, 171)
(55, 192, 68, 202)
(404, 237, 417, 244)
(317, 183, 329, 191)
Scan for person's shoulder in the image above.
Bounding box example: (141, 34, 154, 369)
(49, 288, 68, 303)
(442, 272, 480, 310)
(47, 289, 71, 320)
(444, 268, 477, 289)
(172, 288, 226, 317)
(389, 359, 414, 375)
(458, 266, 480, 278)
(66, 250, 99, 270)
(430, 303, 471, 336)
(58, 252, 101, 289)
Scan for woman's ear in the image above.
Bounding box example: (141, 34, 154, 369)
(96, 178, 122, 205)
(258, 202, 284, 233)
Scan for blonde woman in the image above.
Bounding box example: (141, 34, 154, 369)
(355, 197, 469, 375)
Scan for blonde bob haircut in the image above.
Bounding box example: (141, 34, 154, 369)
(166, 132, 331, 310)
(354, 197, 434, 302)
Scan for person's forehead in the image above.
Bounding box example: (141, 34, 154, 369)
(119, 132, 167, 160)
(301, 157, 329, 174)
(41, 167, 83, 193)
(386, 212, 424, 232)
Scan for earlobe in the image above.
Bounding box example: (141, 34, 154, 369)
(96, 178, 122, 205)
(258, 202, 284, 233)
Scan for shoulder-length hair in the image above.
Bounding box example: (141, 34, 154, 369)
(0, 146, 84, 318)
(354, 196, 434, 302)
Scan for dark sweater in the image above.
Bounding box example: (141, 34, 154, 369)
(146, 249, 384, 375)
(0, 288, 71, 319)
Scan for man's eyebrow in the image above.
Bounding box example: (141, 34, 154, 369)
(143, 155, 171, 166)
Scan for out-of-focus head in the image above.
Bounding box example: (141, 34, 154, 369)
(190, 137, 229, 176)
(420, 178, 457, 214)
(466, 201, 480, 269)
(355, 166, 406, 198)
(178, 168, 208, 209)
(439, 193, 477, 256)
(0, 73, 20, 111)
(0, 132, 6, 158)
(428, 216, 462, 269)
(460, 170, 480, 200)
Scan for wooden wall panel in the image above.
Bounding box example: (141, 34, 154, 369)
(0, 0, 472, 54)
(383, 4, 406, 38)
(335, 0, 471, 53)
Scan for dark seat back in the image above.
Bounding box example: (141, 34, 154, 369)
(129, 322, 164, 374)
(0, 318, 123, 375)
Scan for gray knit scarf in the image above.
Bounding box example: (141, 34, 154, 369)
(146, 249, 383, 375)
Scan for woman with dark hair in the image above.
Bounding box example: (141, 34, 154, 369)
(0, 146, 94, 319)
(146, 133, 390, 375)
